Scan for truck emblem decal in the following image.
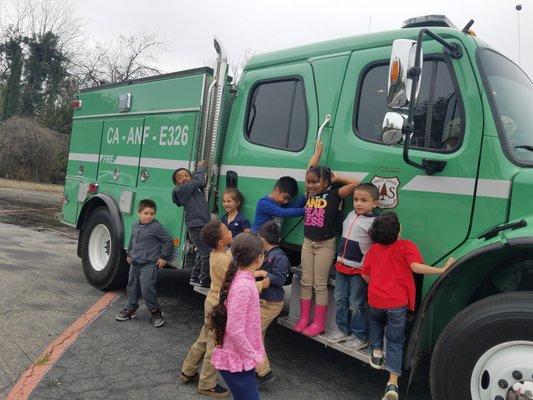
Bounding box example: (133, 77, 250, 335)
(371, 176, 400, 209)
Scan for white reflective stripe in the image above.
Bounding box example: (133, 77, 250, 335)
(401, 175, 512, 199)
(110, 156, 139, 166)
(69, 153, 98, 162)
(401, 176, 475, 196)
(139, 158, 189, 170)
(477, 179, 512, 199)
(336, 171, 369, 182)
(67, 155, 511, 199)
(220, 165, 368, 182)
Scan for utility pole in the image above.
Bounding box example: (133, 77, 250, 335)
(516, 4, 522, 66)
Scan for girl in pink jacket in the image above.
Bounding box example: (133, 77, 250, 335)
(210, 232, 265, 400)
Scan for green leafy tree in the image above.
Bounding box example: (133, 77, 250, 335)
(1, 37, 24, 119)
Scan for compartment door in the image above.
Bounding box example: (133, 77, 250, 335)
(98, 118, 144, 187)
(135, 112, 197, 243)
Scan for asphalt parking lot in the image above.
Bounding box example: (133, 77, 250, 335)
(0, 186, 432, 400)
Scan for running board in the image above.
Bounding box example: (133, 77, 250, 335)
(193, 286, 209, 296)
(277, 315, 371, 364)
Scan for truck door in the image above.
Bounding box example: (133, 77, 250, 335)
(327, 43, 483, 272)
(220, 62, 318, 244)
(98, 117, 144, 187)
(135, 112, 197, 243)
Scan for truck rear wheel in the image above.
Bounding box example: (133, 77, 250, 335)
(430, 292, 533, 400)
(81, 207, 128, 290)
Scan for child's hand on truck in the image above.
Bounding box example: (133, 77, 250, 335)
(156, 258, 167, 269)
(442, 256, 456, 272)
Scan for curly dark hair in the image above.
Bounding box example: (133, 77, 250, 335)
(369, 212, 400, 245)
(306, 165, 332, 187)
(210, 232, 263, 347)
(171, 167, 190, 184)
(201, 220, 223, 249)
(223, 187, 244, 209)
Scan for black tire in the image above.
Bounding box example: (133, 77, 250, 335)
(430, 291, 533, 400)
(80, 207, 128, 290)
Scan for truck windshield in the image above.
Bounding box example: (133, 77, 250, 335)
(479, 49, 533, 166)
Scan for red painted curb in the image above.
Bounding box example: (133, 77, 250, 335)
(6, 291, 119, 400)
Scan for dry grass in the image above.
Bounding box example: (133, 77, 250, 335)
(0, 178, 63, 193)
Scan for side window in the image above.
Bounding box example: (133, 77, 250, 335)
(355, 59, 463, 152)
(245, 78, 308, 151)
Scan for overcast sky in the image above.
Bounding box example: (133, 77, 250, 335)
(1, 0, 531, 77)
(71, 0, 532, 78)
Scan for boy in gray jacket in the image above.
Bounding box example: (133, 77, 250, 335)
(116, 199, 173, 327)
(171, 160, 211, 288)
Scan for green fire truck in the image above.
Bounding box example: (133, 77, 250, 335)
(60, 15, 533, 400)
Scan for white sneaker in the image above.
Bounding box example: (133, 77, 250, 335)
(326, 329, 351, 343)
(342, 337, 369, 352)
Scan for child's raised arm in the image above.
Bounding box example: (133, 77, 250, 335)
(307, 141, 324, 169)
(332, 172, 360, 199)
(410, 256, 456, 275)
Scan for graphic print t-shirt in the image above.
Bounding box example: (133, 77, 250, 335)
(304, 188, 341, 241)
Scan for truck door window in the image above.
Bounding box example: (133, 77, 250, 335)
(244, 78, 308, 151)
(478, 49, 533, 166)
(355, 59, 464, 152)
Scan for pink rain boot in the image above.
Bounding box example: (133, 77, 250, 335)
(293, 298, 312, 332)
(302, 304, 327, 337)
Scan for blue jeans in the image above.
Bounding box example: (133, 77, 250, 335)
(334, 272, 368, 340)
(368, 306, 407, 376)
(219, 369, 260, 400)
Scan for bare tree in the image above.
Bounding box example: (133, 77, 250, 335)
(73, 31, 168, 88)
(1, 0, 86, 53)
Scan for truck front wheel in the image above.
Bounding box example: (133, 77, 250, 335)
(430, 292, 533, 400)
(80, 207, 128, 290)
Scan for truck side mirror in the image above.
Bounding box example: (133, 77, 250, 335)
(386, 39, 423, 109)
(382, 112, 406, 145)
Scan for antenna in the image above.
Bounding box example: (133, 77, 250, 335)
(461, 19, 475, 33)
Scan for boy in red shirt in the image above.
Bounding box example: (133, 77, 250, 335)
(361, 212, 455, 400)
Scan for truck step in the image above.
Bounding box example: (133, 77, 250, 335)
(193, 285, 209, 296)
(277, 316, 371, 364)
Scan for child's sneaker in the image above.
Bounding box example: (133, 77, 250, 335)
(150, 310, 165, 327)
(115, 308, 136, 321)
(197, 383, 229, 398)
(382, 383, 399, 400)
(342, 337, 369, 352)
(369, 348, 384, 369)
(179, 371, 199, 384)
(256, 371, 275, 388)
(326, 329, 351, 343)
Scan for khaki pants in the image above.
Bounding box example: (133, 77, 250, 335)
(300, 237, 336, 305)
(256, 299, 284, 377)
(181, 300, 218, 390)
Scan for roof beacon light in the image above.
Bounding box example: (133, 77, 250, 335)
(402, 15, 457, 29)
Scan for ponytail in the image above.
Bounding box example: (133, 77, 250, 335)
(210, 258, 239, 346)
(209, 232, 263, 347)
